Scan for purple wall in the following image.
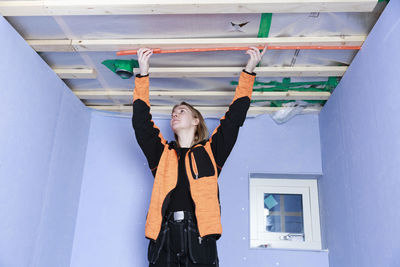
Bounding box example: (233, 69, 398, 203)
(318, 1, 400, 267)
(0, 16, 91, 267)
(71, 111, 328, 267)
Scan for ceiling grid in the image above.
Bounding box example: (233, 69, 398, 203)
(1, 0, 388, 118)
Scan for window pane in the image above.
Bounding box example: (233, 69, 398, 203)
(285, 216, 304, 233)
(266, 215, 281, 232)
(284, 194, 302, 212)
(264, 193, 304, 234)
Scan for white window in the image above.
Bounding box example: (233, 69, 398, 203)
(249, 176, 322, 250)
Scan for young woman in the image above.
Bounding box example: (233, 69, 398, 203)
(132, 46, 266, 267)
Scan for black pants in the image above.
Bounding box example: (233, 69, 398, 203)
(148, 212, 219, 267)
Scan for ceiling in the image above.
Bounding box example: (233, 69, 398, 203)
(0, 0, 388, 118)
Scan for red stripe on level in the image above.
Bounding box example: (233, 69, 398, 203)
(116, 45, 361, 56)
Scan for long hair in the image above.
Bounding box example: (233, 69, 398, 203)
(172, 102, 209, 147)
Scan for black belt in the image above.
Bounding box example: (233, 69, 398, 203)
(165, 210, 195, 222)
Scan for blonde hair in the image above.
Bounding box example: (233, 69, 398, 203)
(172, 102, 209, 147)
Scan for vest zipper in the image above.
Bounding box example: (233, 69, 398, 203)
(190, 151, 199, 179)
(161, 149, 180, 220)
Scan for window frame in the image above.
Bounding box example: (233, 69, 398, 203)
(249, 176, 322, 250)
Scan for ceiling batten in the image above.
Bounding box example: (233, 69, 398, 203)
(54, 68, 97, 79)
(88, 105, 322, 116)
(0, 0, 378, 16)
(51, 66, 345, 79)
(27, 36, 366, 52)
(74, 90, 331, 101)
(131, 66, 347, 78)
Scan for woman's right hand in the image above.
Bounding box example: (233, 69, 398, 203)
(244, 45, 267, 73)
(137, 48, 153, 76)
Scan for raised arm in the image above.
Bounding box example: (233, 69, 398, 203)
(210, 46, 267, 175)
(132, 48, 166, 176)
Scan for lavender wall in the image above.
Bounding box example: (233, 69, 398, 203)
(71, 111, 328, 267)
(0, 16, 91, 267)
(318, 1, 400, 267)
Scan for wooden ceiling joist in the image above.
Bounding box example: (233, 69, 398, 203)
(87, 105, 322, 116)
(27, 36, 366, 52)
(29, 40, 75, 52)
(0, 1, 378, 16)
(53, 66, 346, 78)
(131, 66, 347, 78)
(54, 68, 97, 79)
(74, 90, 331, 101)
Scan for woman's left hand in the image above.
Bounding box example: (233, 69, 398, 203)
(244, 45, 267, 73)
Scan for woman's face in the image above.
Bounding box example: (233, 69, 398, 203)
(170, 105, 199, 132)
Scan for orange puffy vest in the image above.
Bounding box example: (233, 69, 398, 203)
(145, 141, 221, 241)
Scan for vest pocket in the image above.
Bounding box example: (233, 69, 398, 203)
(147, 223, 168, 264)
(187, 225, 218, 264)
(189, 147, 215, 179)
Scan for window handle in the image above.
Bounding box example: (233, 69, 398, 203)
(279, 233, 304, 240)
